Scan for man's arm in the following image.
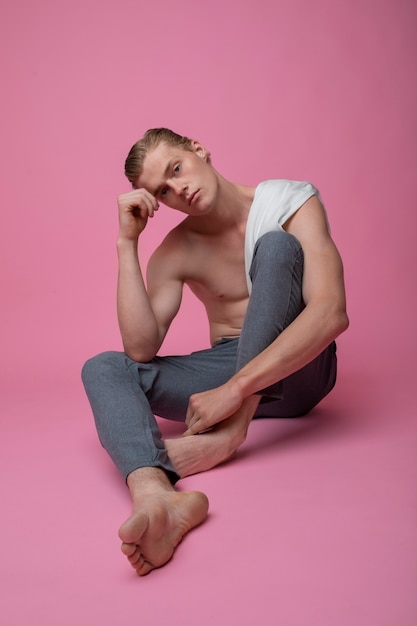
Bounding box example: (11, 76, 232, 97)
(117, 189, 183, 362)
(232, 195, 348, 392)
(184, 195, 349, 434)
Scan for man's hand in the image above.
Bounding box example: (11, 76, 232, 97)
(183, 382, 245, 436)
(117, 188, 159, 241)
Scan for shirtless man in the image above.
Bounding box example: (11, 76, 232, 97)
(82, 128, 348, 576)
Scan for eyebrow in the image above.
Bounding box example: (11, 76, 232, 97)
(153, 159, 174, 197)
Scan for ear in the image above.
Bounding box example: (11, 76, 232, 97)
(191, 140, 209, 162)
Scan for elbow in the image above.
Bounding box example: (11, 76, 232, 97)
(124, 350, 150, 363)
(124, 349, 156, 363)
(315, 300, 349, 343)
(123, 341, 159, 364)
(332, 308, 349, 338)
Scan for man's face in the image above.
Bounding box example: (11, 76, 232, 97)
(136, 141, 219, 215)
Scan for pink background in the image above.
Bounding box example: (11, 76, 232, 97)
(1, 0, 416, 624)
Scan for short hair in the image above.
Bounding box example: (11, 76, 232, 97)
(124, 128, 195, 187)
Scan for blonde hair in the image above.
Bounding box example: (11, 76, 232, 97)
(124, 128, 196, 186)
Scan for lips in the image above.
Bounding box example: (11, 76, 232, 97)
(188, 190, 199, 206)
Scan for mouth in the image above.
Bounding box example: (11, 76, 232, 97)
(188, 190, 199, 206)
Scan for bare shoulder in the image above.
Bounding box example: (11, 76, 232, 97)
(283, 194, 332, 245)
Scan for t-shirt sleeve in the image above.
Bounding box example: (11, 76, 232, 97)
(273, 179, 318, 225)
(244, 179, 321, 293)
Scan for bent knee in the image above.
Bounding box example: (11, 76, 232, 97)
(81, 351, 125, 384)
(256, 229, 301, 251)
(249, 231, 304, 288)
(253, 230, 303, 265)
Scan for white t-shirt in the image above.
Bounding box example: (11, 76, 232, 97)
(244, 179, 322, 293)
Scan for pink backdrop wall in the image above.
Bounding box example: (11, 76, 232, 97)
(1, 2, 416, 624)
(1, 0, 416, 393)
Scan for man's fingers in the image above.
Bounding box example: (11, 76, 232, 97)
(182, 418, 198, 436)
(141, 194, 159, 215)
(182, 421, 204, 437)
(132, 196, 157, 217)
(184, 406, 201, 436)
(119, 188, 159, 215)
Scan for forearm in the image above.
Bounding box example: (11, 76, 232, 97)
(231, 303, 348, 400)
(184, 302, 348, 437)
(117, 238, 161, 361)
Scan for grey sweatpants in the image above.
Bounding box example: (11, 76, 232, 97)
(82, 231, 337, 483)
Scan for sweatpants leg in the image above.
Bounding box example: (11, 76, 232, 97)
(81, 339, 238, 483)
(82, 230, 337, 482)
(237, 230, 337, 417)
(237, 230, 305, 371)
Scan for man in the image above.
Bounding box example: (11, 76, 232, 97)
(82, 128, 348, 576)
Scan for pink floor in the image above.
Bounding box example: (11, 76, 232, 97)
(2, 1, 416, 623)
(2, 351, 416, 625)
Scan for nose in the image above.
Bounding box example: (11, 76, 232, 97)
(171, 180, 188, 196)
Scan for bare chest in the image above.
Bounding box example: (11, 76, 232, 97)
(183, 231, 248, 304)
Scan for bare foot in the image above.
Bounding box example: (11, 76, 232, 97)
(165, 428, 237, 477)
(165, 397, 259, 478)
(119, 470, 209, 576)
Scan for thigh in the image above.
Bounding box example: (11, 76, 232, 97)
(136, 338, 239, 422)
(237, 230, 304, 370)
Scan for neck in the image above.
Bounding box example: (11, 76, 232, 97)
(187, 171, 256, 234)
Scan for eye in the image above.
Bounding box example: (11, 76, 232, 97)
(160, 187, 168, 198)
(173, 164, 180, 174)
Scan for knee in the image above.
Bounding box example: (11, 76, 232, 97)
(250, 231, 304, 285)
(81, 351, 125, 385)
(254, 230, 302, 264)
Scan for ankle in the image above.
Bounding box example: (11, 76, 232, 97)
(127, 467, 174, 503)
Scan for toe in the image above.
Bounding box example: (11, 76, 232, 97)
(128, 548, 142, 565)
(121, 542, 137, 557)
(119, 512, 149, 544)
(136, 558, 154, 576)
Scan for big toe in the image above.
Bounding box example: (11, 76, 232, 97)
(119, 512, 149, 544)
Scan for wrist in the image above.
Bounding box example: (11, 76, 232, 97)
(117, 236, 139, 251)
(228, 371, 255, 402)
(226, 377, 246, 405)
